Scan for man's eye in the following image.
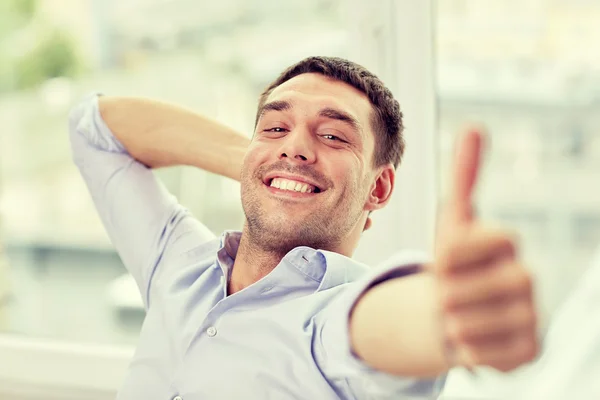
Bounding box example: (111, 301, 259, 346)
(264, 127, 287, 133)
(322, 134, 343, 142)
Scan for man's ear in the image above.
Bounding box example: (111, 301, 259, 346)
(365, 164, 395, 212)
(363, 214, 373, 232)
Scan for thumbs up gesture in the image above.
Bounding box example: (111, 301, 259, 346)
(434, 130, 539, 372)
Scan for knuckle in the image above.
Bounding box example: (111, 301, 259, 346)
(446, 318, 468, 343)
(497, 362, 516, 373)
(496, 235, 517, 256)
(443, 245, 463, 271)
(504, 229, 520, 247)
(448, 328, 463, 344)
(516, 336, 538, 364)
(511, 268, 533, 293)
(526, 306, 537, 327)
(464, 347, 482, 366)
(514, 302, 535, 326)
(458, 326, 476, 343)
(440, 287, 457, 311)
(523, 338, 539, 362)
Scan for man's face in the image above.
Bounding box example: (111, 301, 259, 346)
(240, 73, 393, 255)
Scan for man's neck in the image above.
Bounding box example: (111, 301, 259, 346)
(228, 232, 285, 295)
(227, 221, 361, 295)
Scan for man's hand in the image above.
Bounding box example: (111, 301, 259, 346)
(348, 128, 538, 378)
(433, 129, 538, 372)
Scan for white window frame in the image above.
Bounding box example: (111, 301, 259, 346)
(0, 0, 439, 396)
(349, 0, 438, 265)
(0, 335, 132, 398)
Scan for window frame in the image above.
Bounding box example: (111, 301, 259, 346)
(350, 0, 438, 265)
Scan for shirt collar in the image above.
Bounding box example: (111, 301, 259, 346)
(216, 231, 241, 281)
(216, 231, 369, 291)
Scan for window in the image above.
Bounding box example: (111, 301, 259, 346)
(437, 0, 600, 318)
(437, 0, 600, 397)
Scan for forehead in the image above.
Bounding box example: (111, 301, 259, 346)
(265, 73, 373, 122)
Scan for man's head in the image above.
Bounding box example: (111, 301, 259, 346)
(240, 56, 404, 257)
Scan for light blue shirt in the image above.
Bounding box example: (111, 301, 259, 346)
(68, 93, 446, 400)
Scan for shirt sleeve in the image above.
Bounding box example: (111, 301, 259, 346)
(68, 93, 215, 308)
(313, 251, 447, 399)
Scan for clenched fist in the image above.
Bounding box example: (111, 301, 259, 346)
(433, 129, 539, 372)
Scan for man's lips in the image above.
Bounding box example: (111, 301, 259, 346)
(262, 172, 325, 193)
(261, 176, 326, 200)
(264, 183, 321, 199)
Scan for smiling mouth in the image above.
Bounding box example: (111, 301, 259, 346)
(266, 177, 322, 194)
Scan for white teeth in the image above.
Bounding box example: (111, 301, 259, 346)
(269, 178, 317, 193)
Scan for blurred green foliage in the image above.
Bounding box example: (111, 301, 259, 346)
(15, 31, 80, 89)
(8, 0, 37, 19)
(0, 0, 37, 35)
(0, 0, 82, 92)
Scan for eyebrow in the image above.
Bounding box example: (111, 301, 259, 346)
(318, 107, 362, 136)
(258, 100, 363, 136)
(258, 100, 292, 118)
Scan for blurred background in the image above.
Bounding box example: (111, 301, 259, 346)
(0, 0, 599, 398)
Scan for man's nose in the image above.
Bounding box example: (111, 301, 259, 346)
(278, 129, 316, 164)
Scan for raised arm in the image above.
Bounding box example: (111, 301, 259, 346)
(69, 93, 249, 307)
(98, 96, 249, 179)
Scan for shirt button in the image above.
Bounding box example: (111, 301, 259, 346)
(173, 396, 183, 400)
(206, 326, 217, 337)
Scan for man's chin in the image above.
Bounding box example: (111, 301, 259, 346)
(261, 219, 307, 235)
(247, 218, 323, 249)
(258, 205, 312, 222)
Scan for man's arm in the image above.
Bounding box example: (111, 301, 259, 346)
(313, 254, 446, 399)
(350, 272, 448, 377)
(69, 94, 249, 307)
(98, 96, 249, 179)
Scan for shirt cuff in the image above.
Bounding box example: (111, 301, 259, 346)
(69, 92, 128, 154)
(318, 250, 446, 397)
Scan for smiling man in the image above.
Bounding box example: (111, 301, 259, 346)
(69, 56, 537, 399)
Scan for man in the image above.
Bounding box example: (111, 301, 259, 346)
(69, 56, 537, 399)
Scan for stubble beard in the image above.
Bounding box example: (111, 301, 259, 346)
(240, 179, 364, 255)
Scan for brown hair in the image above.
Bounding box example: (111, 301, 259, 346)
(255, 56, 405, 168)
